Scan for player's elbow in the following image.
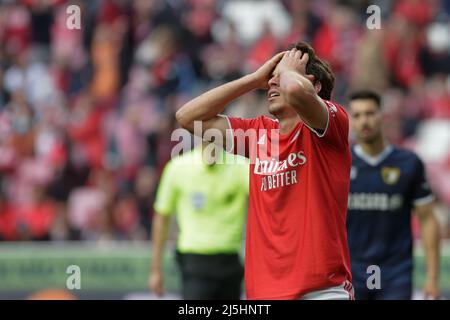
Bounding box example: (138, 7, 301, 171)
(175, 108, 185, 126)
(175, 107, 193, 131)
(282, 82, 316, 111)
(283, 82, 301, 98)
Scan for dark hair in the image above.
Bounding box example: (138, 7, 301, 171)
(288, 42, 335, 100)
(348, 90, 382, 109)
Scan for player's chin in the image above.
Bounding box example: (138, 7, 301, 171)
(359, 133, 377, 143)
(268, 102, 286, 115)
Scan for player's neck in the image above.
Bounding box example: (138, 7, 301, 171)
(277, 114, 301, 135)
(358, 138, 386, 157)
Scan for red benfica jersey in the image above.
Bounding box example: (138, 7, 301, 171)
(225, 100, 352, 299)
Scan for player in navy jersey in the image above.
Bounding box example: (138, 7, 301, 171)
(347, 90, 441, 300)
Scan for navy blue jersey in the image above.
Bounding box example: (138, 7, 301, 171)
(347, 145, 433, 287)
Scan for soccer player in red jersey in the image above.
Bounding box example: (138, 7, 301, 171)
(176, 42, 353, 300)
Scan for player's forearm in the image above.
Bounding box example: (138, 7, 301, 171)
(421, 214, 440, 282)
(176, 74, 259, 129)
(279, 70, 327, 130)
(151, 214, 171, 272)
(279, 70, 317, 112)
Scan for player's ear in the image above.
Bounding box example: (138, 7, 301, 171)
(314, 81, 322, 95)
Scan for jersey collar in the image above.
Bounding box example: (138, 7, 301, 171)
(353, 144, 394, 167)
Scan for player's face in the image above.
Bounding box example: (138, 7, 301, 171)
(349, 99, 382, 143)
(267, 65, 287, 115)
(267, 64, 311, 118)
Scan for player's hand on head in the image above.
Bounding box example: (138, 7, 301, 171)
(251, 51, 286, 90)
(149, 271, 165, 297)
(278, 48, 315, 83)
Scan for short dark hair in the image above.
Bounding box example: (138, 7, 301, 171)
(348, 90, 382, 108)
(288, 42, 335, 100)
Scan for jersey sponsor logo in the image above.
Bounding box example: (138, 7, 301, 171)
(348, 193, 404, 211)
(254, 151, 307, 175)
(254, 152, 307, 191)
(260, 170, 298, 191)
(381, 167, 401, 185)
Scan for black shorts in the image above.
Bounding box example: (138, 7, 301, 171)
(175, 251, 244, 300)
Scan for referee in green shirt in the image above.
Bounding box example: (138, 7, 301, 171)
(149, 141, 249, 299)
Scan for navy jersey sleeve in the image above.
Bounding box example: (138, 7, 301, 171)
(411, 155, 434, 207)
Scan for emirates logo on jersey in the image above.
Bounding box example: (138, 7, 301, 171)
(254, 151, 307, 175)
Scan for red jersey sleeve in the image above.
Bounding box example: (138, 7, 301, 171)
(303, 100, 349, 149)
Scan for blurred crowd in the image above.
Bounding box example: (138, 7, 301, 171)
(0, 0, 449, 241)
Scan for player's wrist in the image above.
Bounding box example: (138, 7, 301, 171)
(279, 68, 308, 82)
(246, 72, 266, 90)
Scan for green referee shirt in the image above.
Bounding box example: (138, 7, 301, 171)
(154, 147, 249, 254)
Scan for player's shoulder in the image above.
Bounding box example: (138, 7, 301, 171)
(350, 145, 367, 164)
(323, 99, 349, 125)
(228, 115, 277, 129)
(389, 146, 424, 171)
(389, 146, 424, 166)
(323, 99, 347, 113)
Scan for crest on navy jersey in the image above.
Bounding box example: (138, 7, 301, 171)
(381, 167, 401, 185)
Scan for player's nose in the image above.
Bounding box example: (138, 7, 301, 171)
(268, 75, 279, 87)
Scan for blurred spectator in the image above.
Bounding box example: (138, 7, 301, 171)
(0, 191, 16, 241)
(16, 185, 56, 241)
(282, 0, 322, 47)
(351, 29, 389, 91)
(134, 166, 157, 236)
